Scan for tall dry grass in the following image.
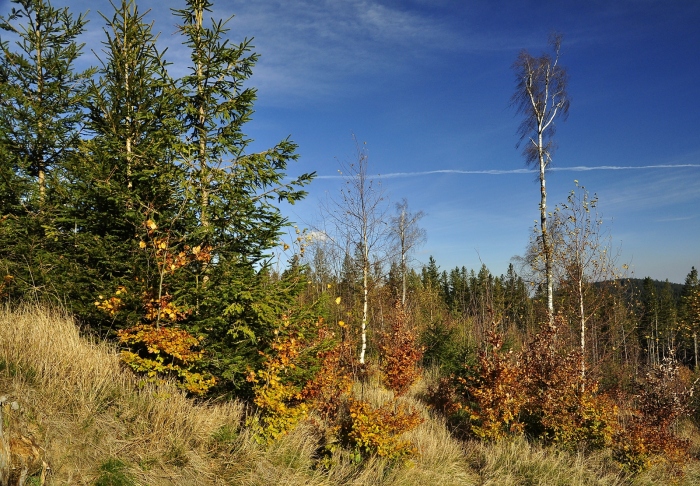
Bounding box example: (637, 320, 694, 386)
(0, 304, 244, 485)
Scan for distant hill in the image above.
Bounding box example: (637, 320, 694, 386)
(619, 278, 684, 301)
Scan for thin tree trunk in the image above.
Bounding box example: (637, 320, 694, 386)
(579, 276, 586, 383)
(538, 134, 554, 326)
(194, 6, 209, 228)
(401, 239, 407, 306)
(35, 18, 46, 204)
(124, 11, 133, 191)
(360, 259, 368, 364)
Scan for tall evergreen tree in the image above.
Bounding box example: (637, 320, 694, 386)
(421, 256, 441, 291)
(503, 263, 532, 331)
(658, 280, 678, 354)
(0, 0, 93, 299)
(171, 0, 314, 391)
(640, 277, 660, 365)
(64, 0, 184, 328)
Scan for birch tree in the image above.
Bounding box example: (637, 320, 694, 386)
(390, 199, 425, 306)
(549, 182, 620, 382)
(325, 138, 389, 364)
(512, 33, 570, 324)
(679, 267, 700, 369)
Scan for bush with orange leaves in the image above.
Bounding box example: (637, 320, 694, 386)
(339, 397, 423, 461)
(378, 302, 424, 396)
(613, 356, 697, 473)
(518, 323, 616, 449)
(428, 317, 698, 473)
(430, 318, 616, 450)
(249, 304, 423, 461)
(97, 219, 217, 395)
(118, 324, 216, 395)
(461, 331, 526, 440)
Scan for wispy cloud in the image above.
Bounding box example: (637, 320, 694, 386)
(314, 164, 700, 180)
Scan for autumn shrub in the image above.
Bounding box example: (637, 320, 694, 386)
(96, 219, 217, 395)
(613, 356, 697, 472)
(244, 292, 426, 461)
(247, 313, 338, 444)
(455, 330, 527, 440)
(301, 329, 355, 422)
(518, 323, 617, 450)
(430, 319, 618, 452)
(246, 329, 309, 444)
(338, 397, 424, 461)
(297, 314, 424, 462)
(378, 302, 424, 395)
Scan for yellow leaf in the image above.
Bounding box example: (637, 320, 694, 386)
(338, 321, 346, 328)
(335, 297, 341, 305)
(139, 241, 147, 249)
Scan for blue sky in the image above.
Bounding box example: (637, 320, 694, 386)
(4, 0, 698, 283)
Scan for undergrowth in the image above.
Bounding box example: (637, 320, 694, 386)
(1, 304, 699, 485)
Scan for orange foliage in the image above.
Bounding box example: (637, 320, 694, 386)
(613, 356, 697, 472)
(456, 330, 526, 440)
(429, 317, 697, 473)
(341, 397, 423, 460)
(378, 302, 424, 396)
(117, 324, 216, 395)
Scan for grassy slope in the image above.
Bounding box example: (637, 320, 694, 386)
(1, 304, 699, 485)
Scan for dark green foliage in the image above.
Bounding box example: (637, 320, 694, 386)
(0, 0, 94, 303)
(95, 458, 135, 486)
(63, 0, 183, 329)
(421, 319, 469, 375)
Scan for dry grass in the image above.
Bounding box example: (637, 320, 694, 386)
(0, 303, 244, 485)
(1, 303, 699, 485)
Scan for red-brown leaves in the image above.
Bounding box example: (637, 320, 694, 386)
(378, 302, 424, 396)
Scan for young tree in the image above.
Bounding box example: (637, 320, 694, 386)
(69, 0, 183, 328)
(502, 263, 532, 332)
(390, 199, 425, 306)
(0, 0, 92, 201)
(549, 182, 620, 382)
(658, 280, 678, 354)
(679, 267, 700, 369)
(324, 138, 389, 364)
(640, 277, 661, 366)
(512, 33, 570, 324)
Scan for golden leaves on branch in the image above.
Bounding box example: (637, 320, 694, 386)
(117, 324, 216, 396)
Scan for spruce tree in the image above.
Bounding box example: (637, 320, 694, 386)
(640, 277, 660, 365)
(0, 0, 93, 300)
(171, 0, 314, 393)
(65, 0, 184, 329)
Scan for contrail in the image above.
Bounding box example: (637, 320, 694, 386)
(313, 164, 700, 180)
